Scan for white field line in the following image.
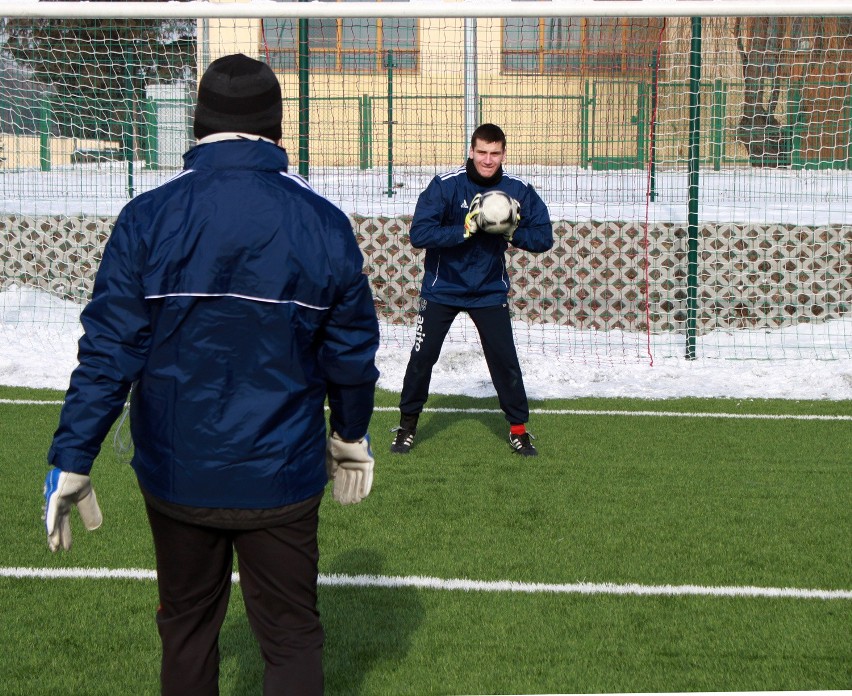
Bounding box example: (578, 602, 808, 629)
(1, 399, 66, 405)
(1, 567, 850, 600)
(3, 399, 851, 421)
(375, 406, 852, 421)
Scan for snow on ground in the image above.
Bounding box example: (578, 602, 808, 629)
(2, 285, 851, 400)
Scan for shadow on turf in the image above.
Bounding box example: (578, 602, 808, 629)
(407, 393, 511, 451)
(222, 549, 425, 695)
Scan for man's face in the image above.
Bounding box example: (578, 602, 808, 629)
(469, 138, 505, 179)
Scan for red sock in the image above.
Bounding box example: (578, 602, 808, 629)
(510, 424, 526, 436)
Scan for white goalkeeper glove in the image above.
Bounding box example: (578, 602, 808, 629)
(326, 432, 374, 505)
(43, 468, 103, 552)
(463, 193, 483, 239)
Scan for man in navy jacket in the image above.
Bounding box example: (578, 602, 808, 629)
(391, 123, 553, 457)
(42, 54, 379, 695)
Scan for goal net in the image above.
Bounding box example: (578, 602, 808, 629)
(1, 1, 850, 368)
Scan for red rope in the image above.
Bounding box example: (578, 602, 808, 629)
(260, 18, 271, 65)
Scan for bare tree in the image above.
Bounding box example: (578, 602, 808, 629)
(2, 17, 194, 145)
(734, 17, 791, 166)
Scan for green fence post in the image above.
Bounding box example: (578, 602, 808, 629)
(636, 81, 647, 168)
(359, 95, 372, 169)
(38, 94, 51, 172)
(685, 16, 702, 360)
(788, 81, 803, 170)
(298, 17, 310, 179)
(385, 50, 395, 197)
(846, 90, 852, 170)
(143, 97, 158, 171)
(581, 79, 590, 169)
(712, 78, 723, 171)
(590, 81, 598, 168)
(649, 53, 658, 201)
(122, 40, 135, 199)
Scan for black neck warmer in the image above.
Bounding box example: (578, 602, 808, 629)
(466, 158, 503, 187)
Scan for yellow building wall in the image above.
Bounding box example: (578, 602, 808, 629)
(4, 16, 846, 171)
(0, 136, 121, 170)
(276, 18, 595, 168)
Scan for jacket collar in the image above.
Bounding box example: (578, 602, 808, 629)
(183, 136, 290, 172)
(196, 132, 279, 145)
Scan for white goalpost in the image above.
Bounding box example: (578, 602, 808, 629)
(1, 0, 850, 367)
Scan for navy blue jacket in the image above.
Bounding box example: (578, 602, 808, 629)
(409, 165, 553, 307)
(48, 138, 379, 509)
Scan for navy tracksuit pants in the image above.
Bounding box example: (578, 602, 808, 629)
(399, 299, 529, 424)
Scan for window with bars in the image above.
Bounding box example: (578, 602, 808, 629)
(502, 17, 664, 75)
(262, 1, 418, 73)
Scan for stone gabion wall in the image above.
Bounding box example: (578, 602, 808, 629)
(2, 212, 850, 335)
(352, 216, 851, 334)
(1, 214, 113, 303)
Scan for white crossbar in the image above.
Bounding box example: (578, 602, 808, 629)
(0, 0, 847, 19)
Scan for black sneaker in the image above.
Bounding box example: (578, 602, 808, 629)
(390, 426, 416, 454)
(509, 432, 538, 456)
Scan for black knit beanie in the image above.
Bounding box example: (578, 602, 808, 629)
(193, 54, 283, 142)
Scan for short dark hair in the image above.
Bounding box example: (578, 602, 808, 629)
(470, 123, 506, 149)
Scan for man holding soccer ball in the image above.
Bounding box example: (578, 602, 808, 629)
(391, 123, 553, 456)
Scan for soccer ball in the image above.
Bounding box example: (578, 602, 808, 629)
(477, 190, 517, 234)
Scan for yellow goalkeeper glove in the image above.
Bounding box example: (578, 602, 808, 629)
(463, 193, 482, 239)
